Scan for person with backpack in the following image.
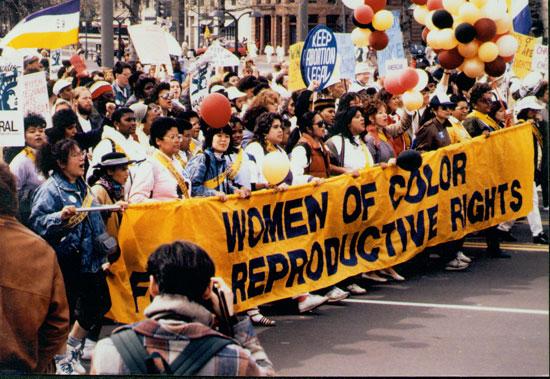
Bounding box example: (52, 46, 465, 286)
(90, 240, 275, 376)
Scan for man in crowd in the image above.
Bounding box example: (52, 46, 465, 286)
(0, 163, 69, 373)
(91, 240, 274, 376)
(112, 62, 132, 107)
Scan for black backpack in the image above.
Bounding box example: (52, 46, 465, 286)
(110, 328, 232, 375)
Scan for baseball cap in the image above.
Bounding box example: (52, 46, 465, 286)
(53, 78, 73, 96)
(429, 93, 455, 108)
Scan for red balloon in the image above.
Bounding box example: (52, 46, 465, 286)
(399, 68, 420, 90)
(200, 93, 232, 128)
(422, 27, 430, 43)
(438, 48, 464, 69)
(384, 73, 406, 95)
(354, 5, 374, 25)
(412, 0, 428, 4)
(474, 18, 497, 42)
(364, 0, 387, 13)
(501, 55, 514, 63)
(427, 0, 443, 11)
(369, 30, 389, 50)
(485, 56, 506, 77)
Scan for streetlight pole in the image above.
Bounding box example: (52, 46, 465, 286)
(101, 0, 114, 68)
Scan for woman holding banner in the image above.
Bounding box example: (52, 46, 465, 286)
(185, 125, 251, 200)
(30, 139, 113, 375)
(129, 117, 192, 202)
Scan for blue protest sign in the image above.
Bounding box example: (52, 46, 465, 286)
(376, 10, 405, 77)
(300, 25, 338, 90)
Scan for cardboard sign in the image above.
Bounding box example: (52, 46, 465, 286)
(19, 71, 52, 129)
(334, 33, 356, 80)
(128, 24, 173, 77)
(288, 42, 306, 91)
(512, 32, 536, 79)
(376, 10, 405, 77)
(0, 56, 24, 147)
(531, 44, 548, 77)
(190, 62, 214, 112)
(300, 25, 338, 90)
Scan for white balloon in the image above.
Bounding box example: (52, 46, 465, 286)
(496, 34, 519, 57)
(342, 0, 364, 10)
(413, 5, 430, 26)
(413, 69, 429, 91)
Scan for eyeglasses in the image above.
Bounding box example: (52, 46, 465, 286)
(69, 150, 85, 158)
(439, 105, 451, 111)
(314, 120, 326, 128)
(164, 134, 183, 141)
(159, 93, 173, 100)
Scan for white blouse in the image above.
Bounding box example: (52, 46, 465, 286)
(326, 134, 374, 171)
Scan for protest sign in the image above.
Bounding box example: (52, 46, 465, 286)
(531, 43, 548, 77)
(128, 24, 173, 77)
(334, 33, 356, 80)
(300, 25, 337, 90)
(385, 58, 408, 75)
(288, 42, 306, 91)
(107, 123, 534, 324)
(197, 40, 240, 68)
(512, 32, 537, 79)
(49, 48, 72, 78)
(0, 56, 24, 147)
(190, 62, 214, 112)
(19, 71, 52, 129)
(376, 10, 405, 77)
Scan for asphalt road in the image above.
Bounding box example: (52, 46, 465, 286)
(255, 208, 549, 376)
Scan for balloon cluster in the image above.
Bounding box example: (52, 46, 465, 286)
(344, 0, 394, 51)
(383, 68, 429, 111)
(412, 0, 519, 78)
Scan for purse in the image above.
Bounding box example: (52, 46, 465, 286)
(94, 231, 118, 257)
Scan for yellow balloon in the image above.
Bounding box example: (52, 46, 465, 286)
(351, 27, 371, 47)
(458, 41, 479, 58)
(481, 0, 507, 20)
(470, 0, 487, 8)
(443, 0, 465, 15)
(402, 90, 424, 111)
(372, 10, 394, 31)
(262, 152, 290, 186)
(413, 5, 429, 25)
(495, 14, 513, 34)
(439, 28, 458, 50)
(462, 57, 485, 78)
(427, 30, 442, 50)
(425, 10, 438, 31)
(457, 3, 482, 24)
(478, 41, 499, 62)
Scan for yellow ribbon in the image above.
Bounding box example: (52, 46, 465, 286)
(359, 140, 374, 169)
(153, 150, 190, 199)
(66, 190, 94, 229)
(469, 110, 501, 131)
(202, 149, 244, 190)
(22, 146, 36, 162)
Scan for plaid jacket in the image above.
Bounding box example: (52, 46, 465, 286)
(90, 295, 274, 376)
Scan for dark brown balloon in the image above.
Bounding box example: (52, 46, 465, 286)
(485, 56, 506, 77)
(369, 30, 389, 50)
(412, 0, 427, 4)
(474, 18, 497, 42)
(438, 48, 464, 69)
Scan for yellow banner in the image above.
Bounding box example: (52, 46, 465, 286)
(288, 42, 306, 92)
(512, 32, 537, 79)
(108, 124, 534, 324)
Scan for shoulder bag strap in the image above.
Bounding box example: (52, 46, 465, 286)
(110, 329, 149, 374)
(172, 336, 233, 376)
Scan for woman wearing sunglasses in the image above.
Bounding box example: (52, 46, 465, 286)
(414, 94, 454, 152)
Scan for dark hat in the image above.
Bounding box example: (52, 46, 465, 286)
(93, 152, 141, 168)
(429, 93, 455, 108)
(313, 97, 336, 112)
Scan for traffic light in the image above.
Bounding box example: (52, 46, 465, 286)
(156, 0, 172, 18)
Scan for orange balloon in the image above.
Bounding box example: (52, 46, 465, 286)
(457, 41, 479, 58)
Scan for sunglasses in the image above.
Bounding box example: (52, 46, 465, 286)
(439, 105, 451, 110)
(314, 120, 326, 128)
(160, 94, 173, 100)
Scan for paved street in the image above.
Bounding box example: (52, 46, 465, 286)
(255, 209, 549, 376)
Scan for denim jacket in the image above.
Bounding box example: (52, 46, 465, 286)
(186, 148, 238, 197)
(29, 172, 108, 273)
